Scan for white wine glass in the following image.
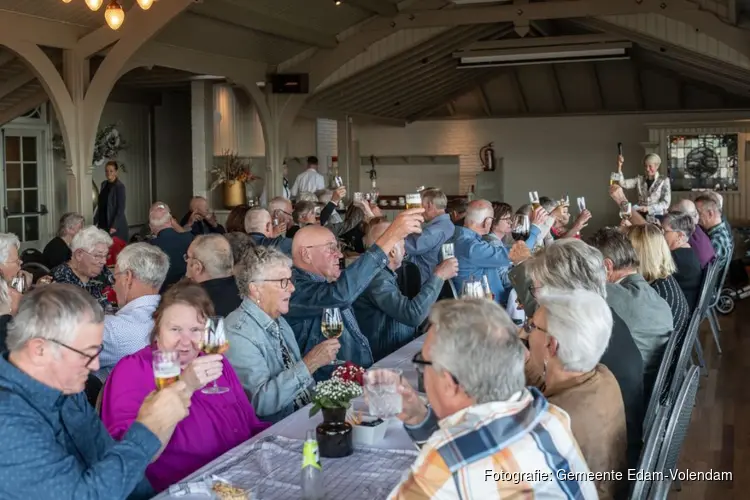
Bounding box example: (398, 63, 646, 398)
(201, 316, 229, 395)
(321, 308, 344, 365)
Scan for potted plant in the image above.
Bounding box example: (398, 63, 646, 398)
(210, 150, 262, 208)
(309, 362, 364, 458)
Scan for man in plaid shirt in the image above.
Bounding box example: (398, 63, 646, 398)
(388, 299, 597, 499)
(695, 195, 733, 271)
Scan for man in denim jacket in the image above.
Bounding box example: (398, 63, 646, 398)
(285, 209, 425, 378)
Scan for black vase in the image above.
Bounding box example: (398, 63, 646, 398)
(316, 407, 353, 458)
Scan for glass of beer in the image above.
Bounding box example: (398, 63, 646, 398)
(441, 243, 455, 260)
(610, 172, 622, 186)
(529, 191, 541, 211)
(405, 193, 422, 210)
(201, 316, 229, 395)
(153, 350, 180, 390)
(322, 308, 344, 365)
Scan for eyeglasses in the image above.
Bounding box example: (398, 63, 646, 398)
(522, 319, 548, 335)
(305, 241, 343, 255)
(82, 250, 108, 263)
(48, 339, 103, 368)
(253, 277, 292, 289)
(528, 284, 542, 298)
(412, 351, 460, 385)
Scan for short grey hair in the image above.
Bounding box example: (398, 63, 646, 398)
(421, 188, 447, 210)
(526, 239, 608, 298)
(671, 198, 698, 223)
(644, 153, 662, 166)
(695, 194, 722, 214)
(429, 299, 525, 404)
(589, 227, 639, 271)
(235, 246, 292, 297)
(293, 201, 316, 224)
(297, 191, 318, 203)
(0, 233, 20, 264)
(191, 234, 234, 278)
(70, 226, 112, 254)
(244, 208, 271, 233)
(662, 211, 695, 238)
(536, 289, 613, 372)
(6, 283, 104, 352)
(116, 243, 169, 290)
(464, 200, 493, 225)
(58, 212, 84, 237)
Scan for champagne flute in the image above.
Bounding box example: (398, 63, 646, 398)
(461, 278, 484, 299)
(201, 316, 230, 395)
(321, 308, 344, 365)
(510, 214, 530, 242)
(577, 197, 587, 213)
(153, 350, 180, 390)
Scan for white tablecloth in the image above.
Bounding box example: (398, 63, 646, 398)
(153, 336, 425, 499)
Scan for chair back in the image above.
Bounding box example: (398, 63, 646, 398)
(708, 245, 734, 308)
(22, 262, 51, 284)
(697, 259, 723, 320)
(643, 330, 678, 436)
(628, 405, 669, 500)
(649, 365, 701, 499)
(20, 248, 45, 265)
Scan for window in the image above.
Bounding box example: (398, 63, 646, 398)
(667, 134, 738, 191)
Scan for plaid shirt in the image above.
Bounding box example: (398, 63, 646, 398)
(707, 221, 733, 270)
(621, 174, 671, 214)
(388, 388, 597, 500)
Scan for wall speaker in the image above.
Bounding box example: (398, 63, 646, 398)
(270, 74, 309, 94)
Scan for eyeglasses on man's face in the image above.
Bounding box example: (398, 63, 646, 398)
(305, 241, 343, 255)
(412, 351, 460, 385)
(48, 339, 103, 368)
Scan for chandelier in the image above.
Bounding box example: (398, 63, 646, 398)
(61, 0, 156, 30)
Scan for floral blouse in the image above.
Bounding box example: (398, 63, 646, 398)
(621, 174, 671, 215)
(51, 263, 114, 311)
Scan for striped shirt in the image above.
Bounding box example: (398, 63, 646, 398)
(651, 275, 690, 339)
(706, 221, 733, 271)
(388, 388, 597, 500)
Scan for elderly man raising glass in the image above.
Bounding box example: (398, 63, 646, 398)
(354, 221, 458, 361)
(286, 209, 424, 375)
(245, 208, 293, 255)
(403, 188, 455, 285)
(389, 299, 596, 499)
(51, 225, 114, 311)
(94, 243, 169, 381)
(225, 246, 340, 422)
(0, 284, 192, 499)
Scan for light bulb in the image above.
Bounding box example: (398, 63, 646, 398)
(105, 1, 125, 30)
(85, 0, 103, 10)
(62, 0, 73, 4)
(137, 0, 154, 9)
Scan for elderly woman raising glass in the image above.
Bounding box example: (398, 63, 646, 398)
(50, 226, 114, 311)
(618, 153, 671, 217)
(524, 288, 627, 500)
(101, 280, 269, 492)
(225, 246, 340, 423)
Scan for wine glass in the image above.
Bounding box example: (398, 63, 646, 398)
(510, 214, 530, 242)
(322, 308, 344, 365)
(619, 202, 632, 220)
(201, 316, 229, 395)
(461, 278, 484, 298)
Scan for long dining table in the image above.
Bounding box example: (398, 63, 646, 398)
(154, 336, 426, 499)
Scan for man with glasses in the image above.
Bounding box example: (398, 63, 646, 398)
(286, 210, 424, 376)
(0, 284, 192, 499)
(185, 234, 242, 316)
(390, 299, 596, 499)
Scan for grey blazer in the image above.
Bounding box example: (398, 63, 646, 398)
(94, 179, 128, 241)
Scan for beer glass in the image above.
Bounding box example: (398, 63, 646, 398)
(405, 193, 422, 210)
(529, 191, 540, 211)
(153, 350, 180, 390)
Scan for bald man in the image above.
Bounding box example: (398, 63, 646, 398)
(286, 209, 425, 375)
(244, 208, 292, 255)
(453, 199, 546, 305)
(186, 234, 241, 316)
(180, 196, 225, 235)
(352, 221, 458, 361)
(148, 202, 194, 292)
(671, 198, 715, 269)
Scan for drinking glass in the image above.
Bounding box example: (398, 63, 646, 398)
(619, 202, 632, 220)
(529, 191, 540, 211)
(461, 279, 484, 299)
(511, 214, 530, 242)
(334, 176, 343, 188)
(10, 273, 25, 294)
(153, 350, 180, 390)
(577, 197, 587, 212)
(201, 316, 229, 395)
(363, 368, 403, 419)
(353, 192, 364, 204)
(322, 308, 344, 365)
(560, 194, 570, 207)
(440, 243, 455, 260)
(405, 193, 422, 210)
(610, 172, 622, 186)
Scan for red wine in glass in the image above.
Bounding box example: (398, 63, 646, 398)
(512, 230, 529, 241)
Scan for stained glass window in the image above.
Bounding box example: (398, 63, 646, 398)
(667, 134, 738, 191)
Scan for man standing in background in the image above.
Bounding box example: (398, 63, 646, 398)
(291, 156, 326, 199)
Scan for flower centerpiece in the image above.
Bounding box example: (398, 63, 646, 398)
(310, 362, 365, 458)
(210, 150, 262, 208)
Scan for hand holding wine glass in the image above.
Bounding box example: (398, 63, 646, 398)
(321, 308, 344, 365)
(510, 214, 530, 242)
(201, 316, 229, 395)
(509, 241, 532, 265)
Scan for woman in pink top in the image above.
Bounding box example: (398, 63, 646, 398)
(101, 281, 270, 491)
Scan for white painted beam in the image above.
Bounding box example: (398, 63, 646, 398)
(0, 71, 36, 100)
(0, 89, 47, 126)
(345, 0, 399, 16)
(0, 10, 88, 49)
(190, 0, 338, 48)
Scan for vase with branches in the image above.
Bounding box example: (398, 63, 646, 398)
(211, 150, 262, 208)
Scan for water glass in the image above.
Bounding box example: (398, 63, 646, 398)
(364, 368, 403, 419)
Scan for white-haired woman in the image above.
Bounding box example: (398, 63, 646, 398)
(0, 279, 11, 349)
(51, 225, 114, 311)
(618, 152, 671, 216)
(43, 212, 85, 269)
(225, 246, 340, 423)
(524, 289, 627, 500)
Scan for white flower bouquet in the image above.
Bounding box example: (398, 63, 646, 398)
(309, 373, 364, 417)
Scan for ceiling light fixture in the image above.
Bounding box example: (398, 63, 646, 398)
(137, 0, 154, 9)
(335, 0, 342, 5)
(104, 0, 125, 30)
(454, 38, 631, 67)
(85, 0, 103, 10)
(62, 0, 73, 3)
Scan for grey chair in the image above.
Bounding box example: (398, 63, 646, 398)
(691, 259, 723, 373)
(705, 247, 733, 354)
(629, 405, 669, 500)
(643, 329, 679, 438)
(649, 365, 701, 499)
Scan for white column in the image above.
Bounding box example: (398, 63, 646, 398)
(316, 118, 337, 177)
(191, 80, 214, 202)
(337, 116, 358, 192)
(263, 94, 288, 200)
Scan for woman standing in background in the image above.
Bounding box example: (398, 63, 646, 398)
(94, 160, 129, 241)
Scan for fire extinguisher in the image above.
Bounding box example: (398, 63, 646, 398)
(480, 142, 495, 171)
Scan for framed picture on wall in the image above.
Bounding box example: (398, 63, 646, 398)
(667, 134, 739, 192)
